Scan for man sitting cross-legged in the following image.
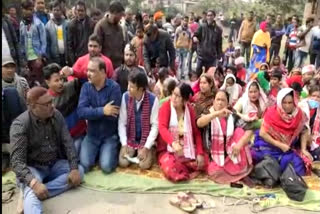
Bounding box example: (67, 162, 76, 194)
(10, 87, 83, 214)
(118, 69, 159, 169)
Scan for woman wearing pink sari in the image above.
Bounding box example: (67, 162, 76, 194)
(197, 90, 253, 184)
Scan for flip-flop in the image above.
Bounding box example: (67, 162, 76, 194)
(185, 191, 203, 207)
(169, 192, 197, 213)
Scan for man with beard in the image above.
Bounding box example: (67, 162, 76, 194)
(45, 0, 68, 66)
(61, 34, 114, 81)
(94, 1, 126, 69)
(193, 10, 222, 75)
(19, 0, 47, 87)
(67, 0, 95, 65)
(113, 44, 146, 94)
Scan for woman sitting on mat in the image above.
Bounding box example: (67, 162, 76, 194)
(157, 83, 206, 182)
(251, 88, 311, 176)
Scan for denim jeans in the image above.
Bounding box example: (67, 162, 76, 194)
(310, 52, 320, 69)
(19, 159, 84, 214)
(73, 135, 84, 156)
(240, 41, 251, 67)
(177, 48, 189, 79)
(295, 50, 309, 68)
(287, 49, 296, 72)
(80, 134, 120, 173)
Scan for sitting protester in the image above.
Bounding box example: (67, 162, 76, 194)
(299, 85, 320, 160)
(10, 87, 83, 214)
(44, 63, 86, 155)
(234, 81, 268, 130)
(234, 57, 246, 82)
(220, 74, 242, 106)
(118, 70, 159, 169)
(77, 57, 121, 173)
(154, 67, 169, 100)
(2, 56, 29, 108)
(157, 83, 205, 182)
(113, 44, 146, 94)
(267, 69, 283, 107)
(251, 88, 311, 176)
(159, 77, 178, 107)
(197, 90, 253, 184)
(193, 74, 216, 118)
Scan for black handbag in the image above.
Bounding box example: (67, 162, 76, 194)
(280, 163, 308, 202)
(250, 155, 282, 188)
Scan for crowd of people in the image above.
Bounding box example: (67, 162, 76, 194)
(2, 0, 320, 213)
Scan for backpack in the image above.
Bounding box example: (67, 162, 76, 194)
(250, 155, 281, 188)
(280, 163, 308, 201)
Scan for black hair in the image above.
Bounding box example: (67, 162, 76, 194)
(309, 85, 320, 96)
(43, 63, 61, 80)
(90, 8, 102, 18)
(271, 69, 282, 80)
(51, 0, 62, 9)
(306, 17, 315, 25)
(7, 4, 17, 10)
(214, 90, 230, 103)
(90, 57, 106, 73)
(109, 1, 125, 14)
(158, 67, 169, 82)
(165, 78, 177, 97)
(165, 15, 172, 23)
(291, 82, 302, 94)
(89, 34, 102, 46)
(128, 69, 148, 90)
(177, 83, 194, 101)
(184, 15, 189, 20)
(249, 81, 260, 90)
(202, 11, 207, 15)
(21, 0, 34, 9)
(188, 70, 200, 80)
(75, 0, 86, 10)
(207, 10, 216, 17)
(226, 66, 237, 75)
(135, 12, 143, 25)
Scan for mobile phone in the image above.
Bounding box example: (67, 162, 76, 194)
(230, 182, 243, 188)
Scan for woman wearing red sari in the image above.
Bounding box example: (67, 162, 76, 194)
(251, 88, 311, 176)
(157, 83, 206, 182)
(197, 90, 253, 184)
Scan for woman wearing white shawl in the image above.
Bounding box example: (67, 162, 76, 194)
(220, 74, 242, 106)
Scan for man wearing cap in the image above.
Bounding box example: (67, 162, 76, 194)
(2, 57, 29, 172)
(113, 44, 146, 94)
(286, 65, 315, 96)
(10, 86, 83, 214)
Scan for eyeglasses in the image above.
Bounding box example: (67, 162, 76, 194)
(36, 100, 53, 107)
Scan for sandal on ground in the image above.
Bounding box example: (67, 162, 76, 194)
(169, 192, 197, 213)
(185, 191, 203, 207)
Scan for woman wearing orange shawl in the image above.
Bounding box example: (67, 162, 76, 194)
(251, 88, 312, 176)
(248, 21, 271, 80)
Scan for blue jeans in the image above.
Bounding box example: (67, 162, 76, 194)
(73, 135, 84, 156)
(80, 134, 120, 173)
(295, 50, 309, 68)
(177, 48, 189, 79)
(20, 159, 84, 214)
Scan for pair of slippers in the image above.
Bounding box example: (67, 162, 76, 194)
(169, 192, 205, 213)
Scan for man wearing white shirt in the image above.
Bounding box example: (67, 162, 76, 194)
(295, 17, 314, 68)
(118, 69, 159, 169)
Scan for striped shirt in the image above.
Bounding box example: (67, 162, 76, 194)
(288, 28, 298, 49)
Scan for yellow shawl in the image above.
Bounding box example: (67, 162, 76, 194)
(250, 29, 271, 62)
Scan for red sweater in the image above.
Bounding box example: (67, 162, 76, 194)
(157, 100, 204, 155)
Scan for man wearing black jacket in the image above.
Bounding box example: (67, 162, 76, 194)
(67, 0, 95, 65)
(193, 10, 223, 75)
